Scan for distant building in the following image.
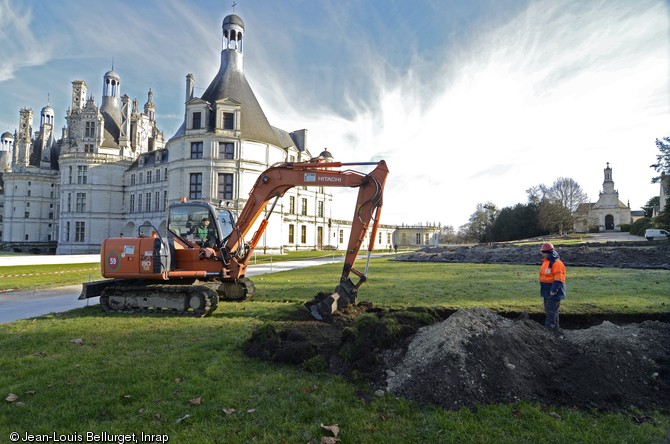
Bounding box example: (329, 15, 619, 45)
(394, 223, 441, 247)
(573, 163, 632, 232)
(0, 12, 395, 254)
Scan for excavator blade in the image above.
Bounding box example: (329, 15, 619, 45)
(304, 278, 357, 321)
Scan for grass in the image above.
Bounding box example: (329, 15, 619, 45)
(253, 258, 670, 315)
(0, 263, 102, 292)
(1, 258, 669, 442)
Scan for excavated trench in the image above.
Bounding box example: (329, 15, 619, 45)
(244, 242, 670, 412)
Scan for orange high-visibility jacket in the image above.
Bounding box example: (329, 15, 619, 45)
(539, 252, 566, 300)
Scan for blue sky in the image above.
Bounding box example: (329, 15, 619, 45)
(1, 0, 668, 228)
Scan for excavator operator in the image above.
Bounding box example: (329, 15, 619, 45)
(193, 218, 215, 246)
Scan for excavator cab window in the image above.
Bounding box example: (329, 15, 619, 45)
(217, 209, 235, 242)
(168, 204, 220, 247)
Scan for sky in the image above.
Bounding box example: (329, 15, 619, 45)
(0, 0, 668, 229)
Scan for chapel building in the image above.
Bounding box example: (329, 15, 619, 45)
(573, 163, 632, 232)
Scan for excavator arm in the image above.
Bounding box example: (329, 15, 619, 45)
(223, 159, 389, 320)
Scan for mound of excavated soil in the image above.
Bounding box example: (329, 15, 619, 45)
(383, 308, 669, 411)
(244, 243, 670, 412)
(396, 242, 670, 269)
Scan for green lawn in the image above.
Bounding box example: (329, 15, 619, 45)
(1, 258, 668, 443)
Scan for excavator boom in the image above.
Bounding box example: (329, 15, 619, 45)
(223, 159, 389, 319)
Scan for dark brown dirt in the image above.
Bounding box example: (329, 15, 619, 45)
(243, 243, 670, 412)
(395, 241, 670, 269)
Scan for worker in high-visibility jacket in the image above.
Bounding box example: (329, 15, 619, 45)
(539, 242, 566, 330)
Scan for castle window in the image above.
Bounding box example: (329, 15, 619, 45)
(317, 201, 324, 218)
(219, 142, 235, 159)
(189, 173, 202, 199)
(191, 142, 203, 159)
(76, 193, 86, 212)
(223, 112, 234, 130)
(155, 169, 160, 182)
(289, 196, 295, 214)
(130, 194, 135, 213)
(77, 166, 88, 184)
(339, 230, 344, 244)
(301, 225, 307, 243)
(192, 112, 202, 129)
(218, 173, 234, 200)
(288, 224, 294, 243)
(85, 121, 95, 137)
(301, 198, 307, 216)
(65, 222, 70, 242)
(146, 171, 152, 183)
(24, 212, 29, 219)
(75, 221, 85, 242)
(138, 193, 142, 212)
(154, 192, 160, 212)
(84, 144, 94, 153)
(146, 192, 151, 212)
(67, 193, 71, 212)
(130, 174, 136, 186)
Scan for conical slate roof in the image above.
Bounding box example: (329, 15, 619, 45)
(200, 48, 281, 147)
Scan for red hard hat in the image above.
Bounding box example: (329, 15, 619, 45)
(540, 242, 554, 252)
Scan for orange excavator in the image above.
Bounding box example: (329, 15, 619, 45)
(79, 159, 389, 320)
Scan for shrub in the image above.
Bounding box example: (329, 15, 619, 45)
(588, 225, 600, 233)
(630, 217, 653, 236)
(619, 224, 630, 232)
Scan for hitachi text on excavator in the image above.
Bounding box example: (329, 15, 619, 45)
(79, 159, 389, 320)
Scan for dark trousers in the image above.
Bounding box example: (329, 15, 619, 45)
(543, 298, 560, 329)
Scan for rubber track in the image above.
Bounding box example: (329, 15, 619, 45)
(100, 284, 218, 317)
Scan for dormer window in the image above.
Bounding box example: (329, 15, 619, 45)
(223, 112, 234, 130)
(192, 112, 202, 129)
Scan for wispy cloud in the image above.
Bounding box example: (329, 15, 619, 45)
(0, 0, 55, 82)
(255, 0, 668, 226)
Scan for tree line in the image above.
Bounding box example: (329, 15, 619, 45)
(439, 136, 670, 244)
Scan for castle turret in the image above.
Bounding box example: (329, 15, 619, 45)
(144, 88, 156, 121)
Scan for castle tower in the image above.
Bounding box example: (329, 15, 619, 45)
(99, 69, 122, 148)
(0, 131, 13, 152)
(14, 108, 33, 169)
(71, 80, 87, 111)
(0, 131, 13, 172)
(144, 89, 156, 121)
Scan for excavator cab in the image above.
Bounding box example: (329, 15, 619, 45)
(167, 202, 235, 248)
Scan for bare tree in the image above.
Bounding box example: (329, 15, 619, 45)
(547, 177, 589, 212)
(538, 200, 573, 235)
(526, 184, 549, 204)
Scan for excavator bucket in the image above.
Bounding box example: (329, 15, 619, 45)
(304, 278, 358, 321)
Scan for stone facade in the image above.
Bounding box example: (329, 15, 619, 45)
(0, 12, 395, 254)
(573, 163, 632, 232)
(394, 224, 441, 247)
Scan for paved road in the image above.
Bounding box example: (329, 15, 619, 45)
(0, 256, 345, 324)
